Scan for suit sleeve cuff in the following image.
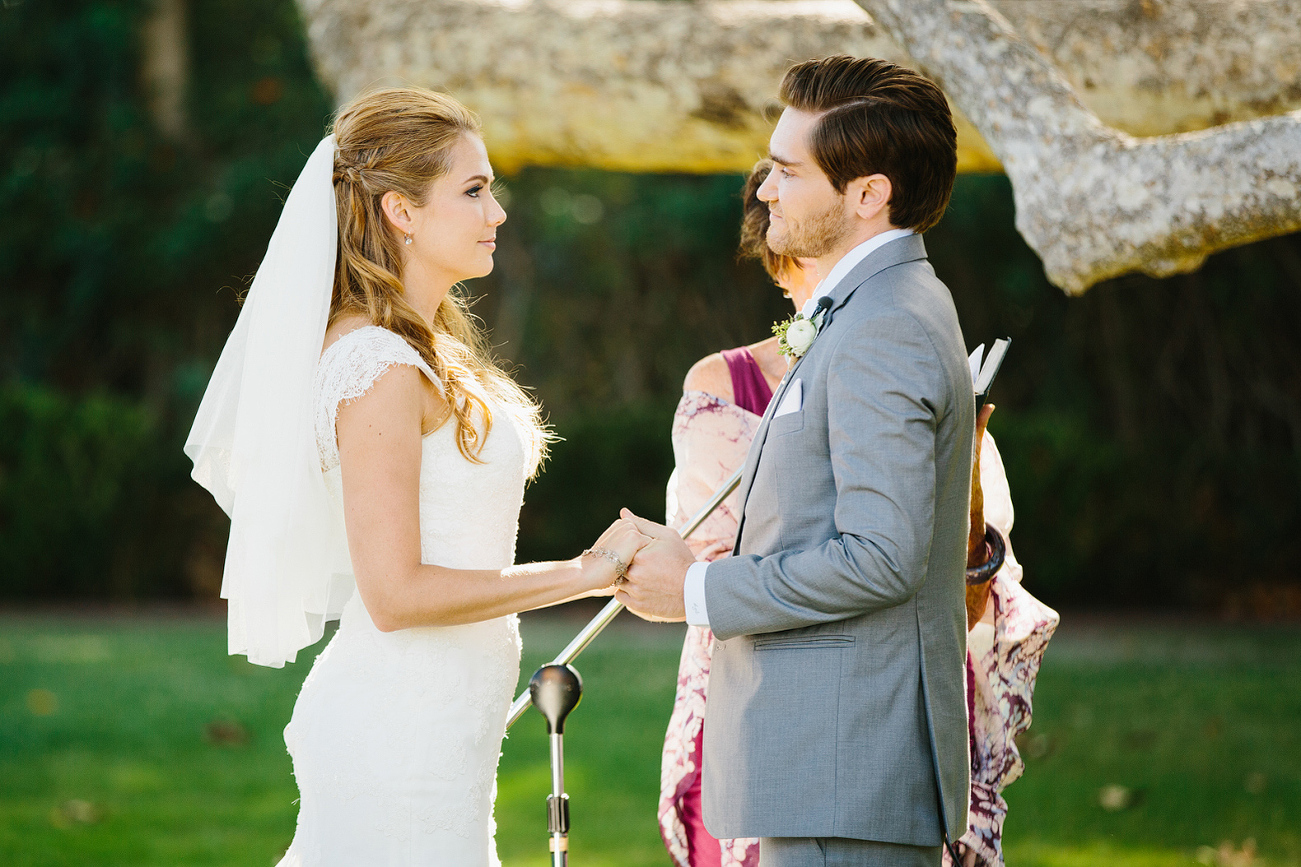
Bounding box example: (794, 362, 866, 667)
(683, 561, 711, 628)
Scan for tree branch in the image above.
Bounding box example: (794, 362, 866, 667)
(297, 0, 1301, 178)
(856, 0, 1301, 292)
(297, 0, 1301, 292)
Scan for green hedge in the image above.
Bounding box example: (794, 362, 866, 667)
(517, 403, 678, 564)
(0, 386, 180, 598)
(3, 0, 1299, 610)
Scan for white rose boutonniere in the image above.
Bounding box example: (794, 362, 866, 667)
(773, 304, 826, 360)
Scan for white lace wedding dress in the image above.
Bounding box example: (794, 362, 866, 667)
(276, 327, 525, 866)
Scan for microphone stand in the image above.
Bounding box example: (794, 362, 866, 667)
(529, 664, 584, 866)
(505, 466, 743, 729)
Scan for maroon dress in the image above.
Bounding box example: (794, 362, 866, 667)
(719, 347, 774, 419)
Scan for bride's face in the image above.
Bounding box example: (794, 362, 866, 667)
(403, 133, 506, 286)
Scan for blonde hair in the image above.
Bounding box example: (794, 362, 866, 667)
(330, 87, 551, 476)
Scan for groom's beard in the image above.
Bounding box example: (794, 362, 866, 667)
(767, 199, 852, 259)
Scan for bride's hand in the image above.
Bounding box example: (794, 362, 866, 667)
(580, 519, 649, 594)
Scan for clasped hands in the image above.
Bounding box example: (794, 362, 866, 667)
(584, 510, 696, 622)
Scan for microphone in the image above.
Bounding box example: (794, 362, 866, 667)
(815, 295, 835, 328)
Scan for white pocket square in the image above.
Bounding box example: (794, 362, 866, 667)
(773, 379, 802, 417)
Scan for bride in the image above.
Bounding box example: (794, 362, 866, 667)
(185, 87, 643, 865)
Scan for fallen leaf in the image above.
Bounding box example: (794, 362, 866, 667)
(1098, 784, 1135, 812)
(50, 799, 100, 828)
(1216, 838, 1257, 867)
(26, 689, 58, 716)
(204, 718, 250, 747)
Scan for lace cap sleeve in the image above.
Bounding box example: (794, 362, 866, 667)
(313, 326, 442, 470)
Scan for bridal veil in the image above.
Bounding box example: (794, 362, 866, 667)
(185, 136, 353, 668)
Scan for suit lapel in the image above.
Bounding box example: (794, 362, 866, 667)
(732, 367, 791, 546)
(731, 234, 930, 552)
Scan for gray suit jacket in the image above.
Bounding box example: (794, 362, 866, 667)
(701, 234, 972, 846)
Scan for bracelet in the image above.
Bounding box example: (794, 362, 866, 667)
(965, 526, 1005, 586)
(582, 546, 629, 586)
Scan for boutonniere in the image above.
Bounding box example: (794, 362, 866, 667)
(773, 301, 828, 360)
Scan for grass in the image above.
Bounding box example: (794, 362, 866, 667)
(0, 609, 1297, 866)
(1002, 620, 1301, 867)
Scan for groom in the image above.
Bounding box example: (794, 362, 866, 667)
(618, 55, 973, 866)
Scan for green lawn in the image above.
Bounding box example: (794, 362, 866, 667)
(0, 610, 1297, 866)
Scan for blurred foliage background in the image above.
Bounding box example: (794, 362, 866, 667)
(2, 0, 1299, 614)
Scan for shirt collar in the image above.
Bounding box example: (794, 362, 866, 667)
(800, 228, 915, 318)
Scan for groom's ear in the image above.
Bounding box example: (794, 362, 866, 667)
(848, 173, 892, 223)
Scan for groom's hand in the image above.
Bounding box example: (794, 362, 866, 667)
(615, 509, 694, 622)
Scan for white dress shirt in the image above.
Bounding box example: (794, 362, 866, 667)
(682, 228, 915, 628)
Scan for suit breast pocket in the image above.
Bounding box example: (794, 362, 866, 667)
(767, 410, 805, 437)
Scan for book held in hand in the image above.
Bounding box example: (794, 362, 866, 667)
(968, 338, 1010, 412)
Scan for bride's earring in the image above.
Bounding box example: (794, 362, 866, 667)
(404, 233, 413, 246)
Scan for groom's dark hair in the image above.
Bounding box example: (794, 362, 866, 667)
(779, 55, 957, 233)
